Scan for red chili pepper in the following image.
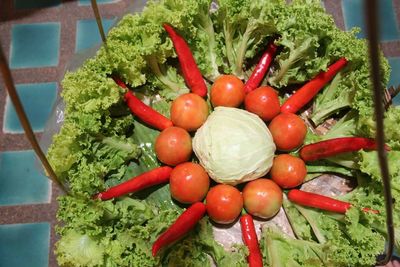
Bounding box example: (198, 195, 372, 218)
(112, 77, 173, 131)
(287, 189, 379, 214)
(299, 137, 390, 162)
(281, 57, 348, 114)
(152, 202, 207, 256)
(95, 166, 173, 200)
(163, 24, 208, 98)
(124, 91, 173, 130)
(244, 43, 278, 94)
(240, 214, 263, 267)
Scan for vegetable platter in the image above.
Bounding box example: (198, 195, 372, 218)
(45, 0, 400, 266)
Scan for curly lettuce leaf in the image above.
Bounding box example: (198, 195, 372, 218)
(357, 106, 400, 150)
(48, 121, 140, 195)
(283, 201, 385, 266)
(49, 0, 399, 266)
(310, 71, 354, 125)
(261, 224, 330, 267)
(358, 150, 400, 254)
(214, 0, 281, 78)
(162, 218, 248, 267)
(268, 0, 334, 87)
(56, 195, 180, 267)
(56, 230, 105, 267)
(282, 197, 315, 241)
(105, 13, 187, 99)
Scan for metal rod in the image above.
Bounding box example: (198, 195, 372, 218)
(0, 41, 69, 195)
(90, 0, 107, 44)
(364, 0, 394, 264)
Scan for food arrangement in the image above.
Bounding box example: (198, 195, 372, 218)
(47, 0, 400, 266)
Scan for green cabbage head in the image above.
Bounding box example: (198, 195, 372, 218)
(193, 107, 276, 185)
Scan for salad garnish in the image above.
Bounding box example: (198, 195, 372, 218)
(47, 0, 400, 266)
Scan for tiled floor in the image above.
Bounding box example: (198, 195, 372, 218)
(0, 1, 131, 266)
(0, 1, 399, 266)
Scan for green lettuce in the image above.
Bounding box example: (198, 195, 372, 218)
(261, 224, 330, 267)
(162, 219, 248, 267)
(283, 201, 385, 266)
(55, 196, 180, 267)
(268, 0, 334, 87)
(47, 0, 398, 265)
(358, 150, 400, 254)
(143, 0, 223, 81)
(214, 0, 282, 78)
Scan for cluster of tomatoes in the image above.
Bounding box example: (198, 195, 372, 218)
(154, 74, 309, 224)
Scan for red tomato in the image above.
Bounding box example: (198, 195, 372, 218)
(155, 127, 192, 166)
(268, 113, 307, 151)
(270, 154, 307, 189)
(170, 93, 209, 132)
(244, 86, 280, 121)
(243, 179, 282, 219)
(210, 75, 245, 108)
(206, 184, 243, 224)
(170, 162, 210, 204)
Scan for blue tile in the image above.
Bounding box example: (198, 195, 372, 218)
(14, 0, 60, 9)
(79, 0, 116, 5)
(75, 18, 116, 52)
(4, 82, 57, 133)
(0, 150, 50, 206)
(10, 23, 60, 68)
(388, 57, 400, 106)
(0, 223, 50, 267)
(342, 0, 400, 41)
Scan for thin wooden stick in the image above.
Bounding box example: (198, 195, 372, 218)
(90, 0, 107, 44)
(0, 41, 68, 195)
(365, 0, 394, 265)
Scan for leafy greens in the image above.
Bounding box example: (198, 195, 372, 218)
(47, 0, 399, 266)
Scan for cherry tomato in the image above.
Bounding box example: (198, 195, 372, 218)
(170, 162, 210, 204)
(210, 75, 245, 108)
(270, 154, 307, 189)
(242, 179, 282, 219)
(244, 86, 280, 121)
(268, 113, 307, 151)
(170, 93, 209, 132)
(206, 184, 243, 224)
(155, 127, 192, 166)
